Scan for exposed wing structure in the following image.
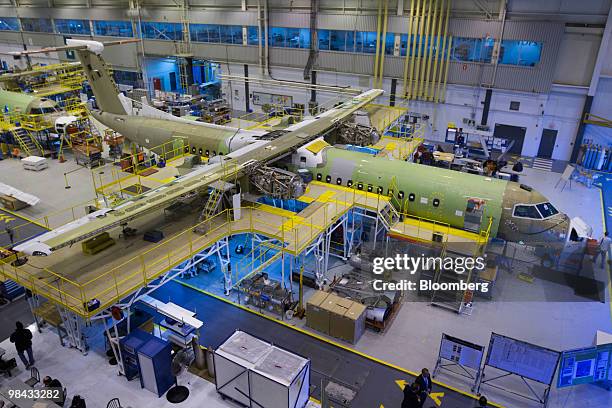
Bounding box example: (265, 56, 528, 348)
(15, 89, 383, 255)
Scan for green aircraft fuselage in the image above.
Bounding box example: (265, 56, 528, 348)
(91, 111, 248, 157)
(0, 88, 58, 114)
(72, 39, 571, 247)
(301, 146, 570, 244)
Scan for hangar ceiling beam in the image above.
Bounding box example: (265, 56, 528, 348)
(471, 0, 493, 20)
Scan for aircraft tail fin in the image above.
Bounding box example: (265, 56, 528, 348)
(10, 39, 139, 116)
(75, 47, 126, 115)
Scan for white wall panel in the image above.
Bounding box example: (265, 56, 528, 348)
(396, 79, 585, 160)
(554, 32, 600, 86)
(601, 34, 612, 76)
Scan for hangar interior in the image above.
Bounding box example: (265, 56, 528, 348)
(0, 1, 610, 408)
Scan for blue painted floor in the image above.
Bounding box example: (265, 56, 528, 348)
(175, 230, 349, 299)
(176, 234, 293, 298)
(145, 280, 483, 408)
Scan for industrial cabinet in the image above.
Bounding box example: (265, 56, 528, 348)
(119, 329, 151, 381)
(214, 330, 310, 408)
(119, 329, 174, 398)
(137, 336, 174, 397)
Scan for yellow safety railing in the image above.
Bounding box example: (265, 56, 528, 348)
(10, 127, 44, 156)
(583, 113, 612, 128)
(386, 119, 426, 140)
(0, 180, 399, 318)
(371, 135, 423, 161)
(479, 216, 494, 245)
(58, 97, 88, 116)
(232, 95, 346, 130)
(0, 101, 86, 136)
(364, 103, 407, 132)
(92, 139, 190, 202)
(233, 242, 283, 286)
(0, 174, 496, 319)
(391, 203, 493, 257)
(0, 110, 53, 132)
(4, 174, 504, 320)
(21, 64, 85, 96)
(0, 197, 102, 252)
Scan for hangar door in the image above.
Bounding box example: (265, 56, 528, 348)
(493, 124, 526, 156)
(537, 128, 557, 159)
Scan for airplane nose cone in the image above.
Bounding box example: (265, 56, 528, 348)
(550, 214, 571, 241)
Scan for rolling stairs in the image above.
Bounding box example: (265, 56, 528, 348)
(194, 180, 235, 234)
(427, 250, 477, 314)
(12, 127, 43, 157)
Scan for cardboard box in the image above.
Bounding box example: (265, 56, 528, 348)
(0, 195, 28, 211)
(339, 302, 367, 344)
(306, 291, 331, 335)
(329, 297, 353, 340)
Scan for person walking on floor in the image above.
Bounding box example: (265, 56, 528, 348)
(593, 231, 612, 268)
(9, 321, 34, 368)
(5, 226, 14, 245)
(475, 396, 488, 407)
(401, 382, 421, 408)
(415, 368, 433, 408)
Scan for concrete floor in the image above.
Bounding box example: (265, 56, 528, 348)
(0, 153, 99, 226)
(0, 324, 231, 408)
(0, 298, 34, 342)
(0, 156, 610, 407)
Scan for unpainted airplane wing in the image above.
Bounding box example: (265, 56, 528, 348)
(9, 39, 140, 56)
(15, 88, 382, 255)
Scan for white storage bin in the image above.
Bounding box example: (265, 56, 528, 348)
(214, 330, 310, 408)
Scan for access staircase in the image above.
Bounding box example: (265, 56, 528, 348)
(378, 201, 400, 231)
(233, 240, 283, 288)
(427, 220, 491, 314)
(11, 127, 44, 157)
(429, 251, 472, 313)
(194, 181, 235, 234)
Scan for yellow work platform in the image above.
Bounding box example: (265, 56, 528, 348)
(93, 141, 194, 205)
(0, 174, 492, 318)
(388, 216, 490, 255)
(364, 104, 406, 132)
(94, 158, 186, 197)
(246, 115, 285, 130)
(371, 136, 422, 160)
(299, 180, 393, 209)
(0, 180, 398, 318)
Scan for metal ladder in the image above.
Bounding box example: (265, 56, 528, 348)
(194, 181, 234, 234)
(430, 249, 476, 314)
(200, 188, 223, 219)
(12, 127, 43, 157)
(55, 305, 88, 353)
(233, 239, 282, 288)
(377, 202, 400, 231)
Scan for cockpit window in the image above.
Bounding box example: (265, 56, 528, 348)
(30, 107, 58, 115)
(513, 205, 542, 219)
(41, 107, 57, 114)
(536, 202, 558, 218)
